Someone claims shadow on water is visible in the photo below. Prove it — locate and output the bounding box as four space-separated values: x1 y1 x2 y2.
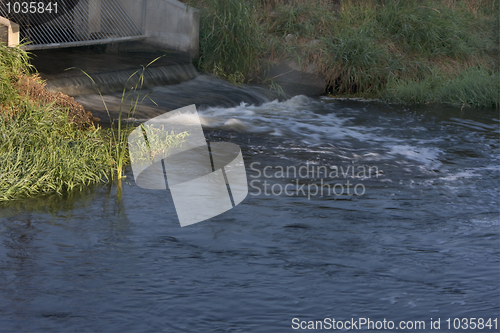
0 180 133 248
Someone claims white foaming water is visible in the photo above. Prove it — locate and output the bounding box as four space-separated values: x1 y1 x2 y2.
387 145 443 169
199 96 448 171
438 170 480 181
200 96 393 145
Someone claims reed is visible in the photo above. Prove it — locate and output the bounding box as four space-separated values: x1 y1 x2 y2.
78 56 167 180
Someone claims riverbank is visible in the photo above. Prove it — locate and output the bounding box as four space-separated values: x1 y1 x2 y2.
186 0 499 108
0 45 187 201
0 45 113 200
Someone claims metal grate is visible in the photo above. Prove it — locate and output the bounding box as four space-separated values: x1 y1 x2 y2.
0 0 144 49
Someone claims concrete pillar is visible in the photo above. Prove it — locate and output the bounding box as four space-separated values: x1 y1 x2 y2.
74 0 102 40
144 0 199 59
0 16 20 47
120 0 199 59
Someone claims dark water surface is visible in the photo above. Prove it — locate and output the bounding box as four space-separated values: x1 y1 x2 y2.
1 55 499 332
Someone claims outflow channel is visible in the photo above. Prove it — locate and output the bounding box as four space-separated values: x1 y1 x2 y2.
0 47 498 332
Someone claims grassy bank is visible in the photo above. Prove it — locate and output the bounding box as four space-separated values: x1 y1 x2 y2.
0 44 111 200
0 45 185 201
0 102 112 201
186 0 499 108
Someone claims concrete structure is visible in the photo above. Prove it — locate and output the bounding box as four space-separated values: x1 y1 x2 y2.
0 16 19 47
121 0 199 58
0 0 199 59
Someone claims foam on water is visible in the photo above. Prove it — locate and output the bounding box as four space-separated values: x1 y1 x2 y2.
200 96 391 144
199 96 450 172
387 145 443 169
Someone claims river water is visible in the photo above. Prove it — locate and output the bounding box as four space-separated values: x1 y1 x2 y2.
0 51 499 332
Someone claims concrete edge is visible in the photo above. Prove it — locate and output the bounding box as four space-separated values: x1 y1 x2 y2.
0 16 20 47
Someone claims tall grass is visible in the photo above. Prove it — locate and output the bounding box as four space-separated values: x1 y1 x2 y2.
376 1 493 58
263 0 336 39
0 98 112 201
317 0 498 99
82 71 140 181
0 44 31 106
79 56 173 181
196 0 263 84
186 0 499 107
320 27 395 94
385 67 500 108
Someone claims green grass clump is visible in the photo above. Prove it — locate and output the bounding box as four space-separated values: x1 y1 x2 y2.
0 44 112 200
196 0 263 84
385 67 500 108
321 27 395 94
129 125 188 165
0 95 189 201
0 45 31 105
0 100 112 201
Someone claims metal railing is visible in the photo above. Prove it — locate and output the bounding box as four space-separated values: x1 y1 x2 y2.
0 0 144 49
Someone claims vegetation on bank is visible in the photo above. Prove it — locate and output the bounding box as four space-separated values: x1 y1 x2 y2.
186 0 499 108
0 45 109 200
0 45 185 201
0 103 111 201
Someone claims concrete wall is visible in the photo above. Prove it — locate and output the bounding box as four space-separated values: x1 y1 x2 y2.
2 1 199 57
120 0 199 59
0 16 19 47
